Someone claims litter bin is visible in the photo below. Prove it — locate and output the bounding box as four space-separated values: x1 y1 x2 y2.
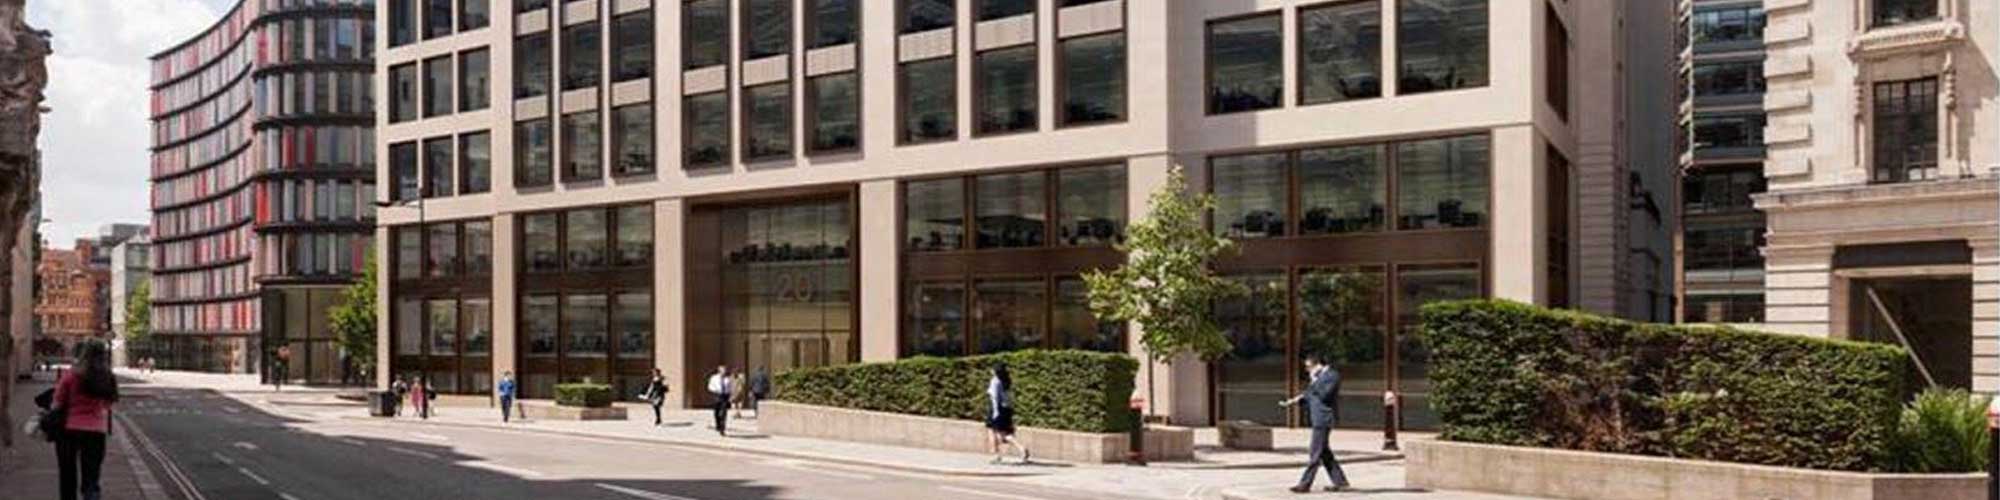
370 390 397 417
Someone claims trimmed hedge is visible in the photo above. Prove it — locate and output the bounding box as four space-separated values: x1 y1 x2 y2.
555 383 613 408
1423 300 1910 471
773 350 1139 433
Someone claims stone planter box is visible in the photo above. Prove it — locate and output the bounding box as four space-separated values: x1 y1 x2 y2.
1217 420 1273 450
520 402 627 421
761 401 1193 463
1407 439 1984 500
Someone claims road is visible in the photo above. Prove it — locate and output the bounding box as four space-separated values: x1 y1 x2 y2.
119 385 1111 500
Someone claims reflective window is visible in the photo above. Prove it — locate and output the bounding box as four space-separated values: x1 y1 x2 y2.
1691 6 1764 44
427 223 460 277
975 172 1046 249
565 294 609 357
685 0 728 69
809 0 858 48
390 63 417 122
459 131 491 194
744 83 793 160
1299 145 1385 234
1396 135 1489 230
1692 60 1764 97
613 12 653 82
1681 165 1764 215
395 226 422 279
517 0 549 12
904 0 954 33
616 205 653 267
1395 264 1481 427
1692 114 1765 150
980 0 1033 20
1053 278 1123 351
1684 293 1764 324
615 293 652 357
612 103 654 175
566 208 607 269
514 119 554 186
391 141 420 201
904 178 964 252
1685 226 1764 271
1057 165 1125 246
903 282 965 357
459 49 490 112
1211 153 1288 238
1216 274 1290 425
1872 0 1937 28
515 33 551 98
1299 1 1381 105
900 58 956 144
389 0 415 47
424 57 453 117
463 298 492 355
976 45 1037 135
684 92 730 167
426 0 453 40
428 299 458 355
808 73 860 152
1207 14 1283 114
562 110 603 181
1872 77 1938 183
745 0 791 59
523 295 558 356
523 213 561 272
975 280 1045 353
1059 32 1125 126
461 0 490 31
563 22 601 90
466 220 493 275
423 136 454 198
1398 0 1488 94
1300 267 1387 426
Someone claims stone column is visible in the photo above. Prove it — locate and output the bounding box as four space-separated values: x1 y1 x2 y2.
1489 125 1547 304
858 180 900 363
1125 153 1209 426
1761 244 1836 338
490 213 518 387
1970 237 2000 393
655 199 687 407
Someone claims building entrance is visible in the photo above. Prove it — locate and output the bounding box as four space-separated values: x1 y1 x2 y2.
687 192 856 402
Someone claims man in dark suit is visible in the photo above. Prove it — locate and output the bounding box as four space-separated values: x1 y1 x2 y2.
1284 356 1350 493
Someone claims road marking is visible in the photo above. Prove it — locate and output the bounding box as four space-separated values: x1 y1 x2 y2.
408 431 450 442
760 459 876 481
236 467 271 486
463 461 547 478
279 493 303 500
939 486 1051 500
231 441 259 451
595 483 701 500
223 406 242 414
333 437 367 447
386 446 440 460
210 452 235 465
119 412 209 500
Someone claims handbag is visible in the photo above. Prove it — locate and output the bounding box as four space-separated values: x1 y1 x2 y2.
38 406 66 442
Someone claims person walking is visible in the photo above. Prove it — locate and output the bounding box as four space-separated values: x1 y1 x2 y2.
729 371 748 419
411 376 430 420
643 369 669 426
985 363 1029 464
391 376 410 417
497 372 517 423
1283 356 1349 493
272 345 291 392
705 366 732 436
50 340 119 500
747 366 770 418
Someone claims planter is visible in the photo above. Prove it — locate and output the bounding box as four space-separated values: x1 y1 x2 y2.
761 401 1193 463
1217 420 1273 450
1406 439 1983 500
520 402 627 421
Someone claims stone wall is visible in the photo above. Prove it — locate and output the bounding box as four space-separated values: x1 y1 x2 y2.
760 401 1192 463
1406 439 1983 500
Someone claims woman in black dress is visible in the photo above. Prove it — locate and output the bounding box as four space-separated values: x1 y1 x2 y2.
985 363 1029 464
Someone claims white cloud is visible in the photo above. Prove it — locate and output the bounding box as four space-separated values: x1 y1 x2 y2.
27 0 228 248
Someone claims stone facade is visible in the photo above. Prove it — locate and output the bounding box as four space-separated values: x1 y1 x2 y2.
35 247 104 355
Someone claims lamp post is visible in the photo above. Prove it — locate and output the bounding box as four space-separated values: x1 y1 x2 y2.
371 196 422 396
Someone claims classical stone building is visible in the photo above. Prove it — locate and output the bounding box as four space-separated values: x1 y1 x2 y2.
1756 0 2000 390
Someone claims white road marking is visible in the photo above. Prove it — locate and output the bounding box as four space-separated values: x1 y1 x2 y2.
595 483 701 500
386 446 440 460
462 461 547 478
939 486 1051 500
760 459 876 481
232 441 259 451
279 493 303 500
408 432 450 442
333 437 366 447
210 452 235 465
236 467 271 486
223 407 242 414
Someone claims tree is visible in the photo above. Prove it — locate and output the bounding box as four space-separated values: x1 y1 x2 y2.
328 251 378 383
1083 165 1245 420
122 280 149 345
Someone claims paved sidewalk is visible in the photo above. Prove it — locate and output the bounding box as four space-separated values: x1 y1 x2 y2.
0 370 169 500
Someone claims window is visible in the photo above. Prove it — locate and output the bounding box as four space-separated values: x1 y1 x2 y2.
684 92 730 167
615 293 652 357
1299 145 1385 234
903 0 954 33
461 0 489 31
423 137 454 198
426 0 453 40
428 299 458 355
1691 60 1764 97
390 63 417 122
567 208 608 269
395 227 423 281
1057 165 1125 246
612 104 654 175
459 131 491 194
466 221 493 275
808 73 860 152
523 213 560 272
562 111 603 181
1872 78 1939 183
515 33 551 98
1545 146 1570 308
389 0 415 47
1684 293 1764 324
1872 0 1937 28
615 205 652 267
900 58 956 144
523 295 558 356
903 282 965 357
424 56 453 118
1398 0 1488 94
1053 278 1123 351
685 0 728 69
743 83 793 160
1685 226 1764 271
563 22 601 90
1681 165 1764 215
1397 135 1489 230
391 141 420 201
464 298 493 355
1544 4 1568 120
976 46 1037 135
459 49 490 112
979 0 1033 21
745 0 791 60
1207 14 1284 114
1691 6 1765 44
613 12 653 82
809 0 858 48
974 280 1045 353
427 223 460 277
1059 0 1114 5
1059 32 1125 126
1211 153 1288 238
1692 114 1765 150
905 178 964 252
974 172 1046 249
1299 1 1381 105
515 119 554 187
516 0 549 13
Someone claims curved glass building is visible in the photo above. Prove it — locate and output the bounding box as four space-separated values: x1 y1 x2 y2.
147 0 375 381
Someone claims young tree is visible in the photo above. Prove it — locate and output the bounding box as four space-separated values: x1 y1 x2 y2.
122 280 150 344
1083 165 1245 420
329 251 378 382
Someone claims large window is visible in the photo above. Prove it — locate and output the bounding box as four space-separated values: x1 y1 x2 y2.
390 63 417 123
903 282 966 357
975 172 1046 248
459 49 490 112
1299 1 1381 105
979 0 1033 21
1396 135 1490 230
1211 153 1288 238
1299 145 1385 234
685 0 728 69
907 164 1125 252
615 205 653 267
745 0 791 60
975 280 1045 353
1058 32 1125 126
615 293 654 358
391 141 420 201
976 45 1037 135
1692 114 1766 150
1692 60 1765 97
424 56 454 118
459 131 491 194
1544 5 1568 120
515 119 554 187
1872 78 1938 183
567 209 608 270
1685 226 1764 272
562 111 603 181
389 0 415 47
523 213 560 272
523 204 654 273
465 221 494 275
684 92 730 168
1682 165 1764 215
1207 14 1284 114
427 224 460 277
1398 0 1488 94
1872 0 1937 28
461 0 490 31
903 0 954 33
423 137 454 198
1210 134 1488 237
515 33 551 99
612 104 654 175
900 58 956 144
809 0 858 48
808 73 860 153
1057 165 1126 246
744 82 793 160
904 178 965 252
563 22 601 90
612 12 653 82
426 0 453 40
390 217 495 394
1692 6 1764 44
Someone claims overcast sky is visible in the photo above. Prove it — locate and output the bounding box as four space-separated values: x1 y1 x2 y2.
27 0 238 249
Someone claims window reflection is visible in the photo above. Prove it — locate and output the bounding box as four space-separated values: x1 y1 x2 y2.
616 205 653 267
428 299 459 355
1207 14 1283 114
423 137 454 198
613 12 653 82
1057 165 1125 246
1395 264 1480 430
1398 0 1488 94
903 0 954 33
459 49 490 112
975 280 1045 354
562 22 600 90
1396 135 1488 230
515 33 550 98
427 223 459 277
745 0 791 59
744 83 793 160
1299 145 1385 234
809 73 860 152
515 119 553 186
566 294 609 357
685 0 728 69
905 179 965 252
1300 2 1381 104
903 282 965 357
391 141 420 201
390 63 417 122
463 298 492 355
901 58 957 143
566 208 607 269
562 110 602 180
975 172 1046 249
616 293 652 357
524 295 559 357
976 46 1037 135
613 104 654 175
1215 274 1290 426
1211 153 1288 238
395 226 422 279
685 92 730 167
523 213 561 272
396 298 423 355
809 0 857 48
459 131 491 194
465 221 493 275
423 56 453 118
1300 268 1386 427
1054 278 1123 352
1060 32 1125 126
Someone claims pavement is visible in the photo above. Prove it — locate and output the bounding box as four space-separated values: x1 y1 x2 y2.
0 369 171 500
5 369 1544 500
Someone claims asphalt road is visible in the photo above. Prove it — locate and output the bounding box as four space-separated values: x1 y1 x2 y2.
118 386 1110 500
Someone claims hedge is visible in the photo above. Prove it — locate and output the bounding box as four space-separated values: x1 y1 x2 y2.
1422 299 1910 471
773 350 1139 433
555 383 613 408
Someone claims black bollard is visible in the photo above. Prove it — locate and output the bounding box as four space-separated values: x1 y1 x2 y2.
1989 408 1998 500
1383 391 1400 452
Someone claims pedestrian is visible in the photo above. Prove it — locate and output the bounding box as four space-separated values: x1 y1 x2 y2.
748 366 770 418
706 365 732 436
985 362 1029 464
391 376 410 417
1282 356 1349 493
497 371 517 423
729 371 748 419
643 369 669 426
411 375 429 420
273 345 291 392
421 377 438 419
49 339 119 500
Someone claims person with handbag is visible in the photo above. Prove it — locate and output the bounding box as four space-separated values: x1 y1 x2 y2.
46 340 119 500
643 369 669 426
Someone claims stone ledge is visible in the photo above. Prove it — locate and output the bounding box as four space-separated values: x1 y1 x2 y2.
760 401 1192 463
520 402 627 421
1406 439 1982 500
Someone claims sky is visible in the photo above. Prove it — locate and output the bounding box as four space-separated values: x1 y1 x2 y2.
27 0 239 249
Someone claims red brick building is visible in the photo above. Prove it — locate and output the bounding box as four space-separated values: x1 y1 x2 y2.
35 245 104 356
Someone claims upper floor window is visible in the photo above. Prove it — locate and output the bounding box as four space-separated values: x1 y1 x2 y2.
745 0 792 60
1691 6 1764 44
391 141 420 201
1211 134 1489 238
900 57 957 144
904 164 1127 252
515 33 551 98
743 82 793 160
1692 60 1764 97
460 49 491 112
461 0 490 31
516 0 549 13
1872 0 1938 28
1544 4 1568 120
612 12 653 82
808 72 861 153
563 22 601 90
809 0 858 48
613 103 654 175
979 0 1033 21
460 131 492 194
1059 32 1125 126
685 0 729 69
1298 1 1381 105
1207 13 1283 114
424 136 455 198
390 63 418 123
1872 77 1938 183
975 45 1037 135
424 56 454 118
389 0 415 47
1398 0 1488 94
1692 113 1765 150
1681 165 1764 216
684 92 730 168
903 0 954 34
426 0 454 40
563 110 603 181
515 118 554 187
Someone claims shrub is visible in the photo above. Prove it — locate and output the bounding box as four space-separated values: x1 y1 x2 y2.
1423 299 1910 471
1889 388 1992 473
773 349 1139 433
555 383 613 408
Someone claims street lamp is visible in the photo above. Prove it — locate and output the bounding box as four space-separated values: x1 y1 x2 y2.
371 196 422 397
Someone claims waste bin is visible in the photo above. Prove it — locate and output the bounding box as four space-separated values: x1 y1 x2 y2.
370 390 397 417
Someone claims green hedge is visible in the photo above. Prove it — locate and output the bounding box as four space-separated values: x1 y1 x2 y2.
773 350 1139 433
1423 299 1910 471
555 383 613 408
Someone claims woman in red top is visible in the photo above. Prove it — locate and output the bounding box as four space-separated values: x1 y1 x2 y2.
53 339 119 500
